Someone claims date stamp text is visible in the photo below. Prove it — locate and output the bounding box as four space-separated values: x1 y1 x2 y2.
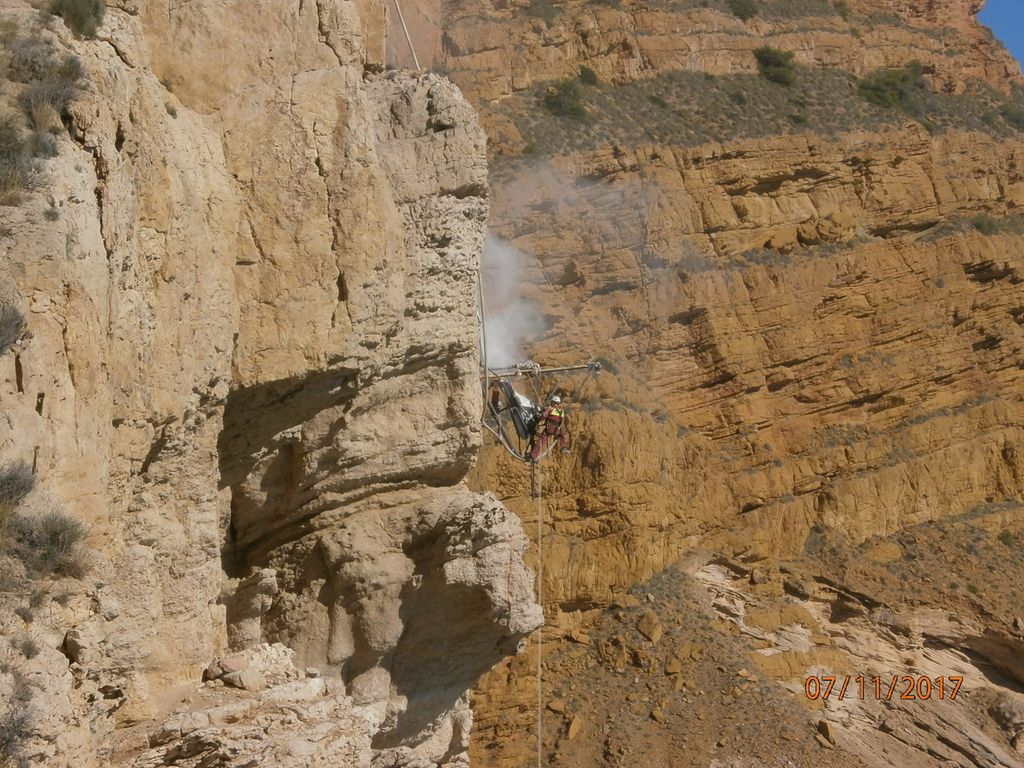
803 675 963 702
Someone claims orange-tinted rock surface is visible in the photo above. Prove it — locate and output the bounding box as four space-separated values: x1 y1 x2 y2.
431 0 1024 765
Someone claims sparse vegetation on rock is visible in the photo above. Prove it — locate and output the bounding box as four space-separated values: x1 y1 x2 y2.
971 212 999 235
0 117 35 205
0 306 25 354
8 510 88 577
1 459 88 583
0 462 34 518
727 0 757 21
525 0 559 26
579 65 599 86
0 708 31 768
18 56 82 128
543 77 589 120
1 33 84 202
858 61 926 111
13 636 39 659
49 0 105 38
1002 102 1024 130
754 46 797 86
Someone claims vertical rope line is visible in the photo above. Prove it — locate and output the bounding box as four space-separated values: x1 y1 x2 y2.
478 248 489 414
391 0 421 71
535 464 543 768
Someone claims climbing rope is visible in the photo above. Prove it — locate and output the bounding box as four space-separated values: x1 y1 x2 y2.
390 0 421 71
534 463 544 768
478 248 490 413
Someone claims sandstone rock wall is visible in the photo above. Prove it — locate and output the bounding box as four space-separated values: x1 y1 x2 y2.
471 124 1024 609
419 0 1021 103
0 1 537 765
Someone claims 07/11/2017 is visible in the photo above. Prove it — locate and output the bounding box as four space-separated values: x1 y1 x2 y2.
804 675 964 701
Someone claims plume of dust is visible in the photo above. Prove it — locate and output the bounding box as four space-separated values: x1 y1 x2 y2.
481 234 546 368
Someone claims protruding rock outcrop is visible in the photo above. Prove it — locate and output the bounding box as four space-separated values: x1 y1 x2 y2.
0 1 536 765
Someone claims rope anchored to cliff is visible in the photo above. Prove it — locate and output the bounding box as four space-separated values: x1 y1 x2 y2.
391 0 421 71
535 464 544 768
476 243 609 763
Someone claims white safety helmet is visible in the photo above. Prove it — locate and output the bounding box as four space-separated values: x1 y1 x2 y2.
550 395 562 404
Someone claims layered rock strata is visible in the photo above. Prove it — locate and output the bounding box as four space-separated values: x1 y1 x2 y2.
436 0 1024 765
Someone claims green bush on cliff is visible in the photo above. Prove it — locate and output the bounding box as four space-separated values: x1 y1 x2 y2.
49 0 105 38
543 78 589 120
971 212 999 235
727 0 757 21
579 66 600 86
857 61 926 111
754 46 796 86
1002 102 1024 130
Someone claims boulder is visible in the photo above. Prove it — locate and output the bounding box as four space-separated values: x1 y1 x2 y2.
222 668 268 692
636 611 663 643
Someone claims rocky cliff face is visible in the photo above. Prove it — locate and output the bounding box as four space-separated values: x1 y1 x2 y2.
4 0 1024 765
0 1 539 766
381 0 1024 765
392 0 1018 99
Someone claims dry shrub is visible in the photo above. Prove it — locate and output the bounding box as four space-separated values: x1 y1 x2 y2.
49 0 104 38
8 509 88 577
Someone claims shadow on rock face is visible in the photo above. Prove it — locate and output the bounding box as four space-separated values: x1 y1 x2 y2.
370 580 498 750
373 564 525 748
217 366 360 492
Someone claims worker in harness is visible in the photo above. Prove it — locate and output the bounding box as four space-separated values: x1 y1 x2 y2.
528 395 570 462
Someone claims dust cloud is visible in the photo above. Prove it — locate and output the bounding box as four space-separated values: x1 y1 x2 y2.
480 234 546 367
